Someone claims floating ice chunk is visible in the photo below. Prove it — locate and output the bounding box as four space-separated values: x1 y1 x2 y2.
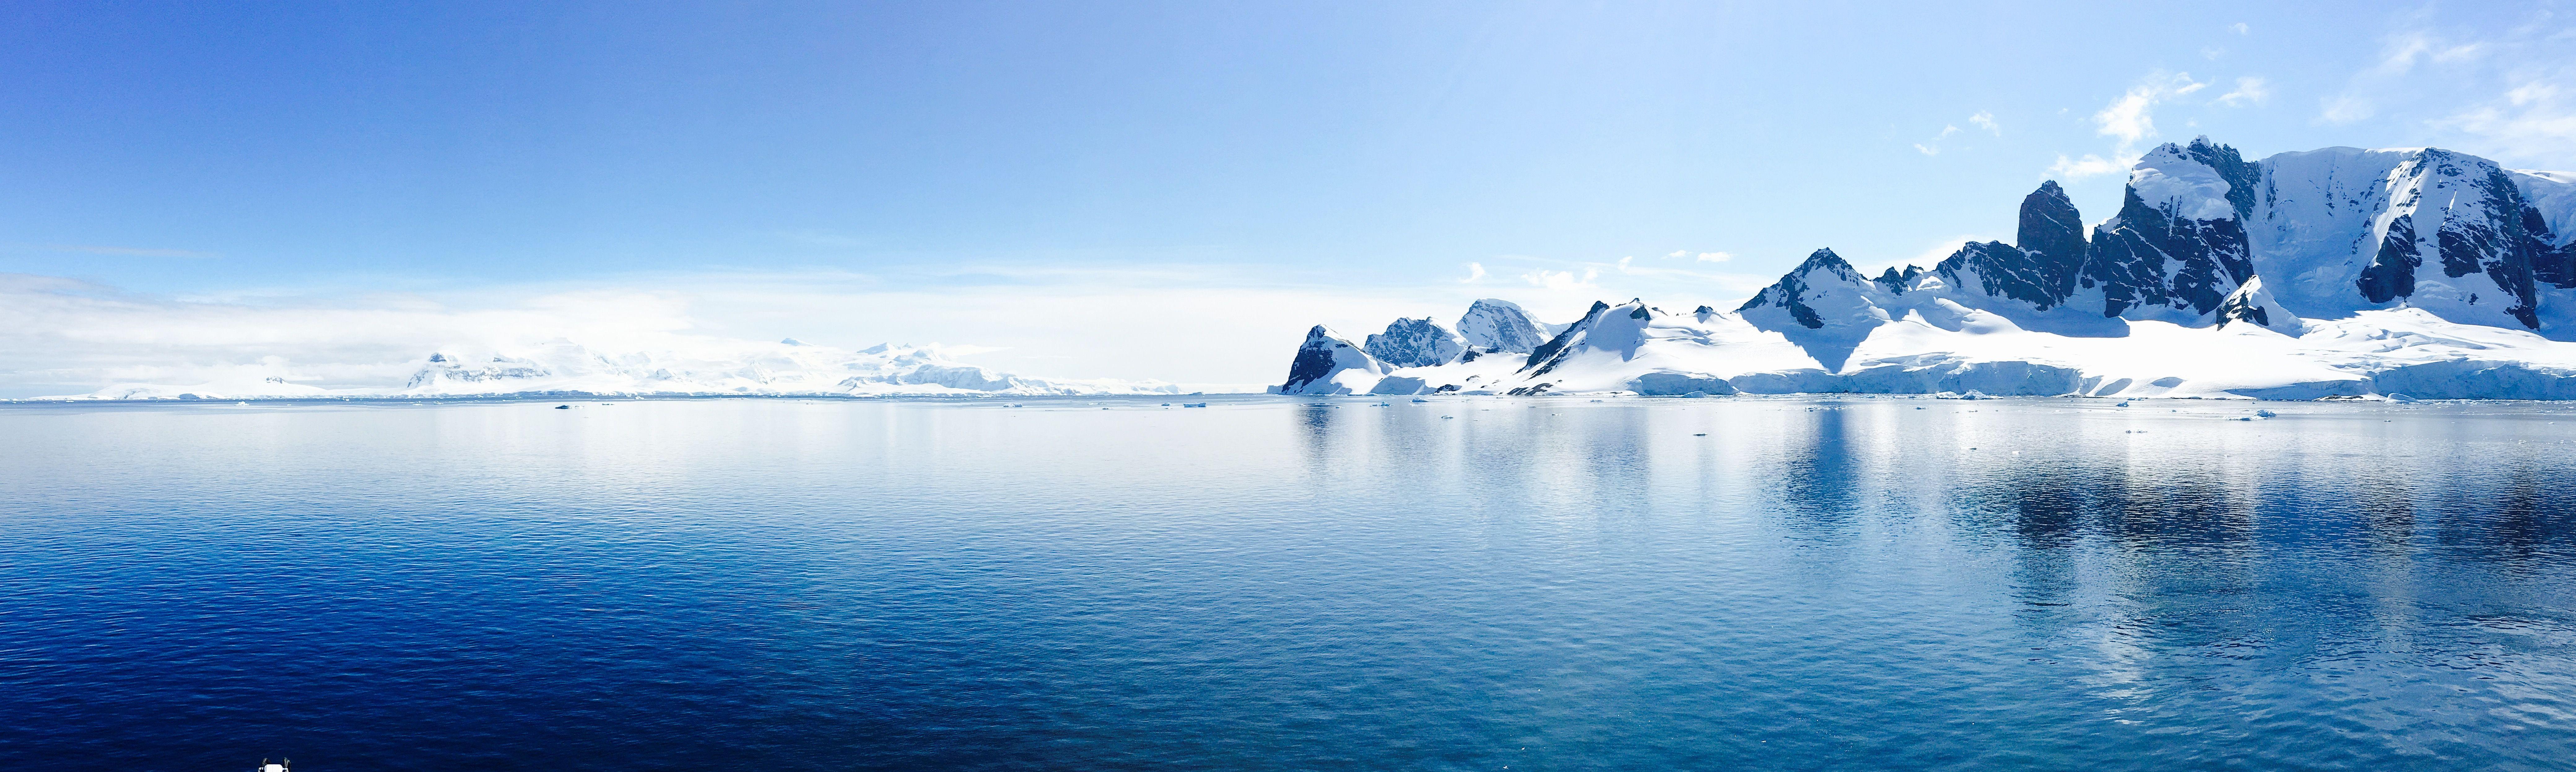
2255 409 2277 417
2387 393 2421 403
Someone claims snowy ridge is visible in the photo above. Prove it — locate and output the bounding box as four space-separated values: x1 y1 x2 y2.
1273 138 2576 401
56 339 1203 401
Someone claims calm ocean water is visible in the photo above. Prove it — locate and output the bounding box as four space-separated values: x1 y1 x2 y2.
5 396 2575 770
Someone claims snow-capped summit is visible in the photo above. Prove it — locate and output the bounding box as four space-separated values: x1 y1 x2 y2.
2078 138 2260 323
1273 325 1387 395
1737 249 1901 370
1456 298 1556 353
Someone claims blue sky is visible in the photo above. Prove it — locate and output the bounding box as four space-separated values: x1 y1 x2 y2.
4 1 2574 392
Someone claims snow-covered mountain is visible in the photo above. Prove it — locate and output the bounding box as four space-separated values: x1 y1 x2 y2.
60 339 1200 400
1273 139 2576 400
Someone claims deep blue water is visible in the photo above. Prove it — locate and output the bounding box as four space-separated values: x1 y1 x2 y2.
6 396 2576 770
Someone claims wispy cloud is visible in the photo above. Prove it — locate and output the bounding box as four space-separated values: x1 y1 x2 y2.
2322 32 2486 124
1463 261 1488 283
2215 76 2271 107
1914 113 1995 156
2230 22 2249 35
2440 74 2576 164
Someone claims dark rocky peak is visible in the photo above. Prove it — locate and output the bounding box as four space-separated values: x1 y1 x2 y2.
2016 180 2087 275
1872 265 1924 294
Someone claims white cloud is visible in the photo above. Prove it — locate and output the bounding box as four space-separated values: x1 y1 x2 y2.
1463 261 1487 282
1696 252 1731 263
2440 75 2576 164
2095 72 2206 151
2047 153 2130 180
2215 76 2271 107
1968 111 2000 135
1521 268 1598 292
2230 22 2250 35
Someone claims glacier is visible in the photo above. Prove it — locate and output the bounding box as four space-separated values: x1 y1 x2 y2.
53 339 1199 401
1274 139 2576 401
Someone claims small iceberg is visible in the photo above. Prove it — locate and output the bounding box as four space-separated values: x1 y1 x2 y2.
2255 409 2277 418
2387 393 2421 403
1411 398 1430 403
1182 402 1208 408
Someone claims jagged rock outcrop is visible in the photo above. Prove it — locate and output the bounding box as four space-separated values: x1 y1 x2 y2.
1362 317 1467 367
